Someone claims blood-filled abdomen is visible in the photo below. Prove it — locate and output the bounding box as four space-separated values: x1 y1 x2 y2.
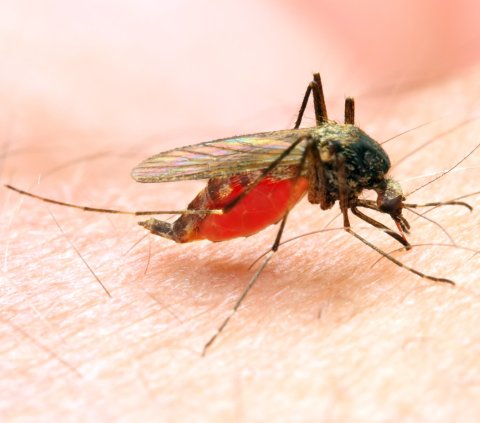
172 173 308 243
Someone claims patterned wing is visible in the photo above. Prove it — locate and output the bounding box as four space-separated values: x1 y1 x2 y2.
131 127 313 182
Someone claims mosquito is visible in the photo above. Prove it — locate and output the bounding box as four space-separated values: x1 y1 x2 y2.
5 72 473 355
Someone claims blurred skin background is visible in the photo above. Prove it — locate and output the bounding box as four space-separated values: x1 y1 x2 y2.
1 1 480 422
1 0 479 158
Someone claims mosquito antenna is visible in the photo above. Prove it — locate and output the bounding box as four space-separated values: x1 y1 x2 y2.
321 211 343 231
404 200 473 212
398 166 480 183
406 141 480 196
393 116 479 167
405 207 457 245
248 227 346 270
380 118 441 145
369 243 480 269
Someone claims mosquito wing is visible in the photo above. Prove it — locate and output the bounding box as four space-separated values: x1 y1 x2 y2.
131 127 313 182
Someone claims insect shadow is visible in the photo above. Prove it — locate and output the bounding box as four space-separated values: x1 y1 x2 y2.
5 72 475 355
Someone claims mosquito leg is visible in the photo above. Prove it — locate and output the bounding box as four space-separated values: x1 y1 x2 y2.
344 97 355 124
266 136 312 252
312 73 328 124
355 199 377 210
143 132 315 243
225 75 333 213
351 207 411 248
311 148 454 285
335 153 350 228
333 158 454 284
201 206 294 356
294 73 328 128
202 135 312 355
294 84 312 129
345 228 455 285
201 210 292 355
201 251 275 356
5 184 223 217
223 135 312 213
310 81 326 126
305 140 334 210
355 200 409 231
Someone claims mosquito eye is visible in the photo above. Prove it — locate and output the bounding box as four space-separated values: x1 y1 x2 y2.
376 177 404 215
378 194 403 214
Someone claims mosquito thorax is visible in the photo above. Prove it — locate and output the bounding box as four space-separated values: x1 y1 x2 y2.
313 122 392 197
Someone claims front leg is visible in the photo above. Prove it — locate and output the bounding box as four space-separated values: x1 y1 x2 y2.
350 207 411 248
335 153 351 228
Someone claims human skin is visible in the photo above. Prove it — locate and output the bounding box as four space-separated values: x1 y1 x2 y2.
1 2 480 422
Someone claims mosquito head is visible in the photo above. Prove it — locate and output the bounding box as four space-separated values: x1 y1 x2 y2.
376 178 404 214
376 177 410 235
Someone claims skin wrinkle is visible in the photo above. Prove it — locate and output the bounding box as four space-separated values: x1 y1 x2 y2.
2 5 480 422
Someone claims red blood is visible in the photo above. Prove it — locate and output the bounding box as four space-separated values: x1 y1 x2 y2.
198 176 309 241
